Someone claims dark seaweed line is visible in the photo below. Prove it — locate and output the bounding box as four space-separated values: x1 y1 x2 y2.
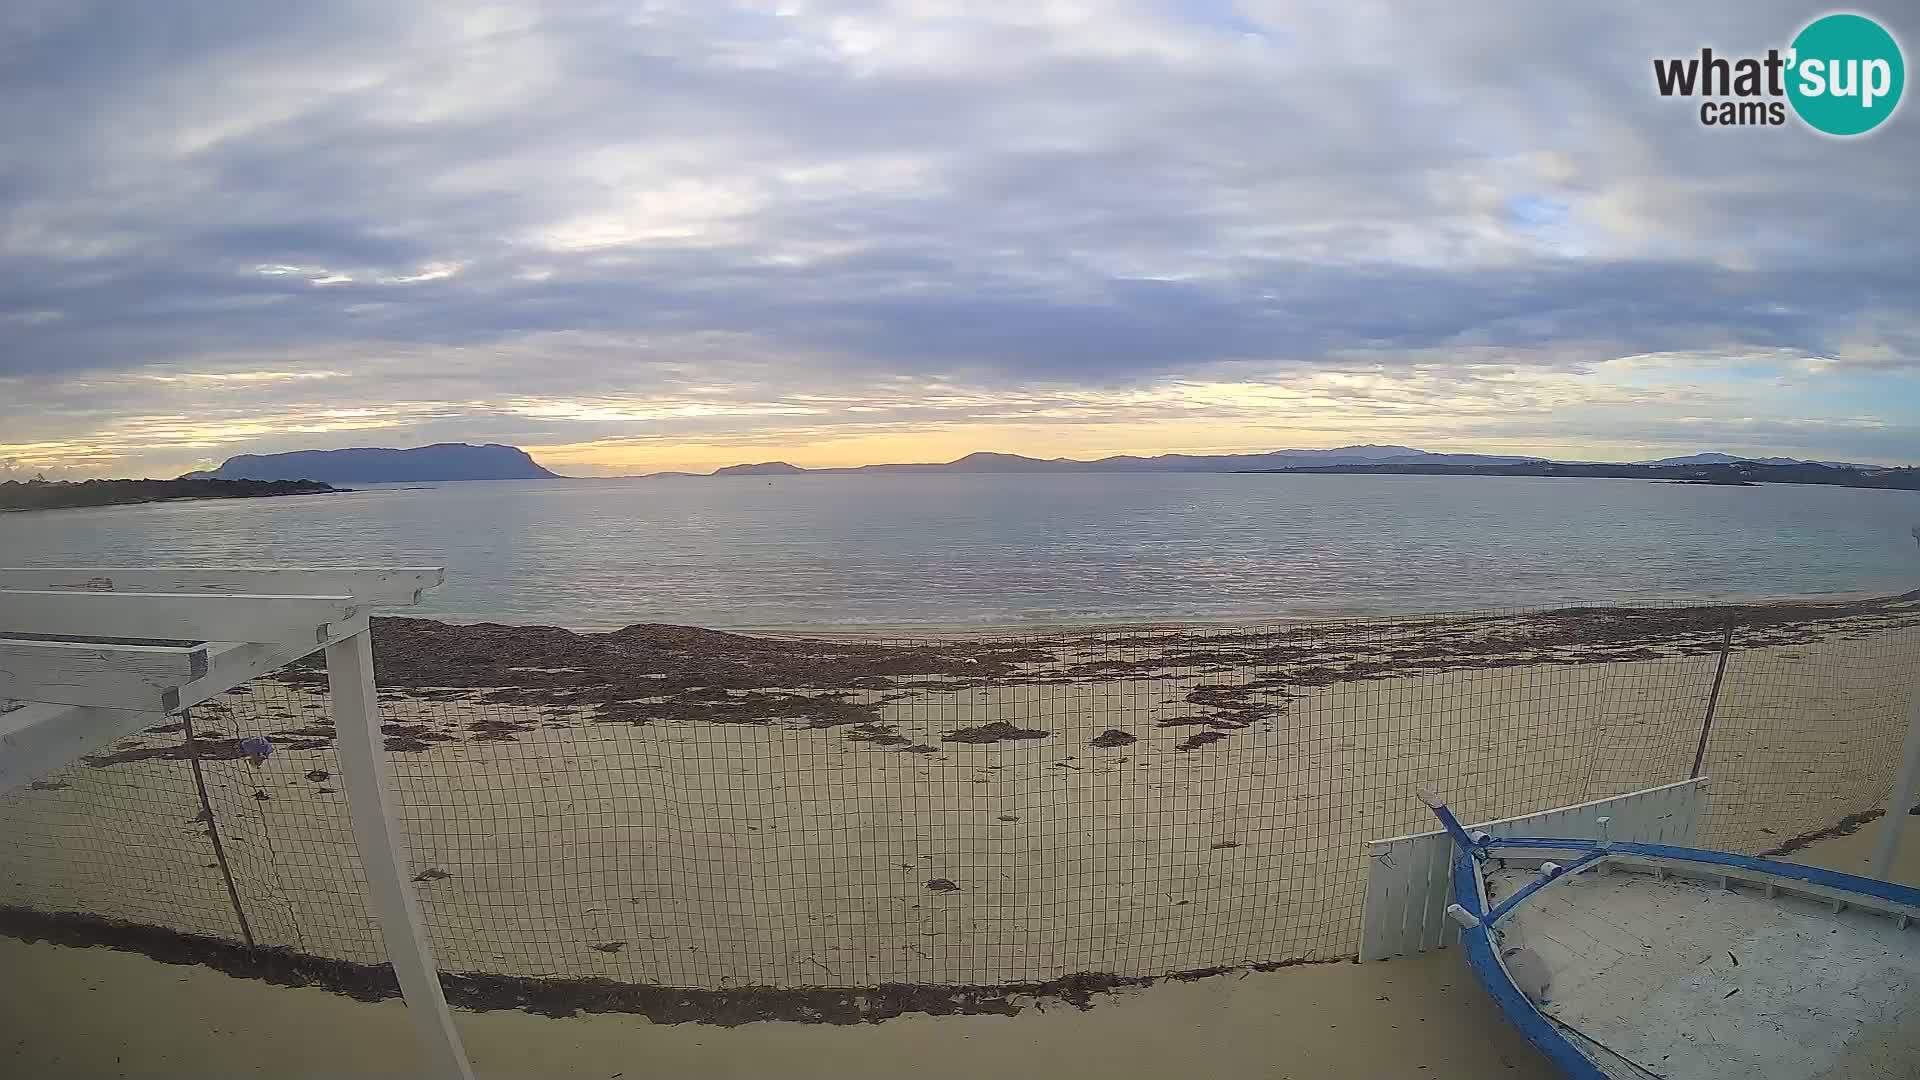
0 906 1335 1026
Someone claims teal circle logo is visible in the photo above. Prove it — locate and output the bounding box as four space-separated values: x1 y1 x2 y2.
1787 13 1904 135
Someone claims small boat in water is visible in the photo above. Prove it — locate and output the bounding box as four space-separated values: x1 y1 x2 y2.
1428 799 1920 1079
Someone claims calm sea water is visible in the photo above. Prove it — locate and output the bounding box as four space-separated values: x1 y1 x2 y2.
3 474 1917 629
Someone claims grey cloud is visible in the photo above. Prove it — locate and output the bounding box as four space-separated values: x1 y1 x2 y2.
2 0 1917 468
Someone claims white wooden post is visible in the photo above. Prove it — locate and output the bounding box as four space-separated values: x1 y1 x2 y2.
327 629 475 1080
1871 684 1920 880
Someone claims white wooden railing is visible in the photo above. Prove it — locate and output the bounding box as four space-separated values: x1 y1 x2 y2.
0 567 472 1080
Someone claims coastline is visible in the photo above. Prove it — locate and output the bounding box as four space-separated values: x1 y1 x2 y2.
407 585 1919 638
0 477 341 513
728 585 1919 640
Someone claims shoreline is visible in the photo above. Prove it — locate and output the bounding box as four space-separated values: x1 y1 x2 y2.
413 585 1920 638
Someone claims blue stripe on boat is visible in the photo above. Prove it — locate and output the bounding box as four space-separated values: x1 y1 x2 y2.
1480 838 1920 911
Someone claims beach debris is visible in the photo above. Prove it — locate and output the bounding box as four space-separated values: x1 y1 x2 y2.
86 735 331 768
900 744 939 754
1175 731 1229 751
239 736 273 767
846 723 910 746
1089 729 1136 748
1505 947 1552 1004
27 779 69 791
997 814 1020 822
589 941 627 953
469 718 532 741
250 789 271 801
305 769 330 783
926 879 961 892
1211 840 1240 850
942 721 1049 744
412 868 452 883
380 723 454 754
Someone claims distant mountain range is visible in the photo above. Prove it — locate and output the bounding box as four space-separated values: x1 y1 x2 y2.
692 445 1546 477
183 443 558 483
174 442 1900 485
1246 459 1920 491
1634 452 1885 470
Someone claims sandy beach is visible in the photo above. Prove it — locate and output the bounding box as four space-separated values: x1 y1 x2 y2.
2 594 1917 1020
3 812 1915 1079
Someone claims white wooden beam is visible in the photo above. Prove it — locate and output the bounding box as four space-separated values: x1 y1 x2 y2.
0 567 443 607
0 617 368 792
327 628 474 1080
175 615 370 713
0 590 361 644
0 617 365 715
0 700 163 793
0 638 209 713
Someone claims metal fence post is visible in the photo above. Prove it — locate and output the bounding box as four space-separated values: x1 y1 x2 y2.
327 628 474 1080
1689 621 1736 780
182 706 255 948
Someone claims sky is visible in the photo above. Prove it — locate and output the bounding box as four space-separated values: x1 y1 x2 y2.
2 1 1916 479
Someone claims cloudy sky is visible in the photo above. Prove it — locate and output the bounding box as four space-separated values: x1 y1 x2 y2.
2 1 1916 478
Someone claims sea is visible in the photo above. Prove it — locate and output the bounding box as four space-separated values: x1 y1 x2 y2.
4 473 1917 629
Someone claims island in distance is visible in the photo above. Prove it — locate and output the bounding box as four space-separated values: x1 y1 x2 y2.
182 442 558 484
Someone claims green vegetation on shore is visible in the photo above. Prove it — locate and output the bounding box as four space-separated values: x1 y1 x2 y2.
0 477 339 512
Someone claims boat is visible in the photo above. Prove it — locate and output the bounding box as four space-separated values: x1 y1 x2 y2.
1427 797 1920 1079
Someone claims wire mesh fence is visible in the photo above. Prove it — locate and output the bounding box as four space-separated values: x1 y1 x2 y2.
2 595 1917 1006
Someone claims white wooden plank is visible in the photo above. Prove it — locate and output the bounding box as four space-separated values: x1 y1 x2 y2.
0 614 362 722
1360 840 1406 962
1359 779 1709 961
0 590 359 644
169 616 369 713
1417 826 1452 952
0 700 163 794
0 638 209 712
1370 778 1711 848
0 567 443 607
326 628 474 1080
1362 839 1414 962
